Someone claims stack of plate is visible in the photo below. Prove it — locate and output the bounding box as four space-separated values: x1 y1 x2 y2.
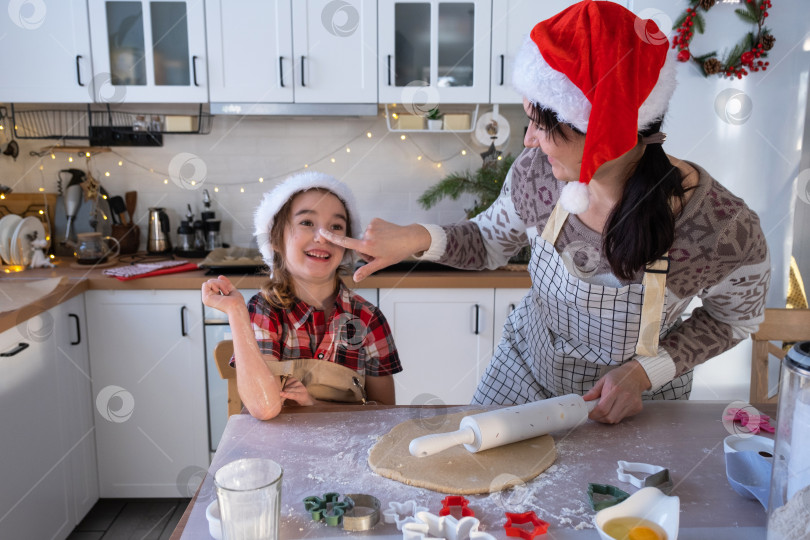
0 215 48 267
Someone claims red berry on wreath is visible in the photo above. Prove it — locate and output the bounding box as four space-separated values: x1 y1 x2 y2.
741 52 755 65
677 50 691 62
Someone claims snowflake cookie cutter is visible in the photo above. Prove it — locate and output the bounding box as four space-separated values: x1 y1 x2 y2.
384 500 429 530
302 492 352 526
503 511 550 539
402 511 496 540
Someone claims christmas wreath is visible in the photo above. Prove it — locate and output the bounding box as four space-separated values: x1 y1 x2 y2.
672 0 774 79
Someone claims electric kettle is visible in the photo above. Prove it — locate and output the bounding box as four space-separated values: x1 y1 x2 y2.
147 207 172 253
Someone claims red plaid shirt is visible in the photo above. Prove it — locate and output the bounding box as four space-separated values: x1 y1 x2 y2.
244 283 402 377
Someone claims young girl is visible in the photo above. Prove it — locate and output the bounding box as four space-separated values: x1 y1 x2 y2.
201 172 401 420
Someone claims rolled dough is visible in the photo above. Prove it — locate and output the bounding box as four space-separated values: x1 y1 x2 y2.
368 410 556 495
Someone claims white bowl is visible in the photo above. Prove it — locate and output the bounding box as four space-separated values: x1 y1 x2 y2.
723 434 774 457
594 487 680 540
205 499 222 540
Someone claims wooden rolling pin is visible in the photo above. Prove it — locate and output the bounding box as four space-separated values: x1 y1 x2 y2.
409 394 597 457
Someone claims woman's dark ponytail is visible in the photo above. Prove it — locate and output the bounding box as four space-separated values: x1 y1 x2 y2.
603 120 685 280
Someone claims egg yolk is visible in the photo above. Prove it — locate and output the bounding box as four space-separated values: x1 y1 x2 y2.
628 527 662 540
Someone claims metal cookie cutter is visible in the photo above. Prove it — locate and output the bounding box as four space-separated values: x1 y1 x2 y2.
439 495 475 518
342 493 381 531
616 460 669 490
587 483 630 511
302 492 352 526
402 511 496 540
503 511 550 539
384 500 429 530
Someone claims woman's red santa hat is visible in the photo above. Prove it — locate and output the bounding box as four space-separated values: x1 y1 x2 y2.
512 0 677 214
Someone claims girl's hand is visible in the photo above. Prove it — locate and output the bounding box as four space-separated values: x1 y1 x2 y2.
318 219 432 282
583 360 651 424
201 275 246 316
279 377 316 406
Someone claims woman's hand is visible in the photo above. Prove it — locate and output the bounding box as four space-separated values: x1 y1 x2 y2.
279 377 316 406
318 219 432 282
583 360 652 424
201 275 246 316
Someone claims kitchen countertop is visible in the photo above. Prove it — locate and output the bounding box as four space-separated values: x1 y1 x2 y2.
0 256 530 334
172 401 773 540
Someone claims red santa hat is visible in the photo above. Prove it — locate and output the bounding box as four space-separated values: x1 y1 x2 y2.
512 0 677 214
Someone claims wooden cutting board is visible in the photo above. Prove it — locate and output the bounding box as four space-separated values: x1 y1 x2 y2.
0 193 58 249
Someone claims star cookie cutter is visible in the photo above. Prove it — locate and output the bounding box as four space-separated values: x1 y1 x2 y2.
503 511 550 539
439 495 475 518
384 500 429 530
402 511 496 540
302 492 352 526
587 483 630 511
616 460 666 489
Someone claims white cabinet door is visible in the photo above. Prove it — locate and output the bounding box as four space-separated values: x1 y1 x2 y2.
379 0 492 104
490 0 575 104
53 295 99 526
292 0 377 103
86 290 208 497
206 0 294 104
379 288 494 406
0 313 72 540
88 0 207 103
0 1 94 102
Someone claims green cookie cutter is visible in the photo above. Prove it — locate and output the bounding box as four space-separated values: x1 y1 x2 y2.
303 492 353 526
587 483 630 511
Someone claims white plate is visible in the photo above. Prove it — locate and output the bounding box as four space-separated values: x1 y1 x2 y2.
9 217 46 267
0 214 23 264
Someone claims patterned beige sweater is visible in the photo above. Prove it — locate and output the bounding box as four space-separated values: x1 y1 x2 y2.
418 147 771 390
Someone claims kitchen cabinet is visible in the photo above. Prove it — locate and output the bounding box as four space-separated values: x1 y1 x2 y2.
0 308 72 540
379 0 492 105
493 287 530 343
86 290 208 497
0 1 94 102
490 0 631 103
87 0 207 103
53 295 99 526
206 0 377 109
380 288 495 405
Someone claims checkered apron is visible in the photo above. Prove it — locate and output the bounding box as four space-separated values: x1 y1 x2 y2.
473 203 693 405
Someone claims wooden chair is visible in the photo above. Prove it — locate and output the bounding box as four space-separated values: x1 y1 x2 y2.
214 340 243 416
749 308 810 404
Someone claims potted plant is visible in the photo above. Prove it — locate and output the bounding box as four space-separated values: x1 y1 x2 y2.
418 153 530 264
426 107 443 131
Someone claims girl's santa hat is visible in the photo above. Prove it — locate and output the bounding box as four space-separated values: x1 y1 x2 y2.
254 171 361 271
512 0 677 214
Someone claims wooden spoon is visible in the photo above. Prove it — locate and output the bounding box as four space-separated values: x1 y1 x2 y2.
124 191 137 225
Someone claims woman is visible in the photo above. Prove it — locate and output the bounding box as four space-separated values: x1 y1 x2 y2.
321 0 770 423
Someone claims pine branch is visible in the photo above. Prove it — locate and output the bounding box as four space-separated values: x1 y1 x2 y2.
694 12 706 34
735 8 760 24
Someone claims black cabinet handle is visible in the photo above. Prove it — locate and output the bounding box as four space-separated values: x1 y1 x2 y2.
180 306 188 336
499 54 505 86
192 55 199 86
76 55 84 86
279 56 285 87
473 304 480 335
509 303 516 312
69 313 81 345
300 56 306 87
387 55 392 86
1 342 29 357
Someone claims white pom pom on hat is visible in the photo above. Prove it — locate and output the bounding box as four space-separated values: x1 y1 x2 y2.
512 0 677 214
253 171 361 272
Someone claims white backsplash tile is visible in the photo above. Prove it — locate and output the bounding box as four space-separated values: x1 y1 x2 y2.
1 106 526 250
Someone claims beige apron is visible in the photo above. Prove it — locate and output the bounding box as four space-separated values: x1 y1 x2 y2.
266 359 367 404
473 201 693 404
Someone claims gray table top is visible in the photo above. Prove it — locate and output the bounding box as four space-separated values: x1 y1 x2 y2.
179 401 772 539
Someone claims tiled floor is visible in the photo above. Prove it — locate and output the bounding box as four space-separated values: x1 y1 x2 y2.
67 498 190 540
